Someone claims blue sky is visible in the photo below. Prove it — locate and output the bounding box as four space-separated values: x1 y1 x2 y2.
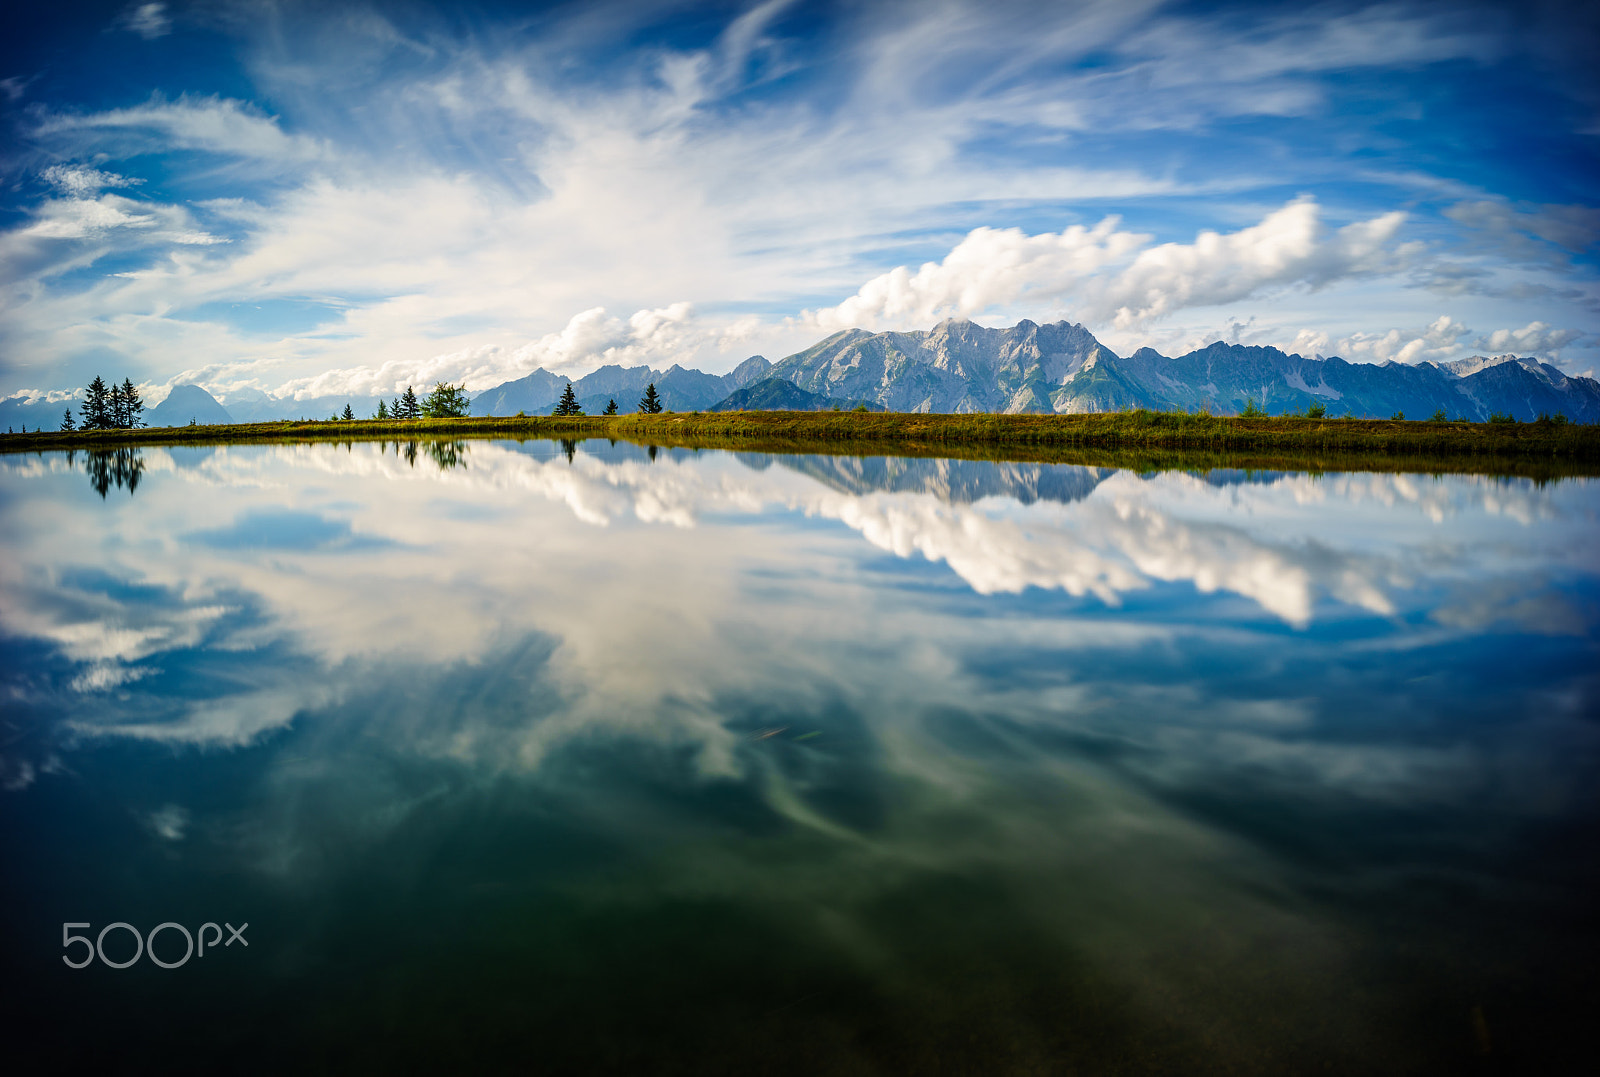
2 0 1597 407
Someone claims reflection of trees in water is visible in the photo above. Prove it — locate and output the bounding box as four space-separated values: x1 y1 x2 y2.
381 439 470 471
425 441 468 471
81 447 145 498
560 438 577 464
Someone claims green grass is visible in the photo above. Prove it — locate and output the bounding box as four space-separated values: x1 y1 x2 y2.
5 410 1599 478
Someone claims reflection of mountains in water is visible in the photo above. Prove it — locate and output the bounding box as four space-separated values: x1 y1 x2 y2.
747 454 1119 506
507 438 1308 504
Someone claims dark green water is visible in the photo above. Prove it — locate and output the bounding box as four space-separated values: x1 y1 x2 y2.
2 439 1596 1074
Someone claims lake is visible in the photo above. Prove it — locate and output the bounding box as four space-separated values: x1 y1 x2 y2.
2 438 1596 1074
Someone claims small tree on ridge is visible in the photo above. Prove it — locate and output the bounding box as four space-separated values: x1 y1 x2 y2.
422 381 471 418
552 382 583 416
81 376 112 430
120 379 145 428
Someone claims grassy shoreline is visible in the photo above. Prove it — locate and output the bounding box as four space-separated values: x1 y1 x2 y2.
4 410 1598 476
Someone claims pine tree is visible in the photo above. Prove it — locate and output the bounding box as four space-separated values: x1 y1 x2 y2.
400 386 420 419
62 409 75 431
552 382 582 416
638 383 663 414
604 398 618 415
343 403 355 421
81 376 112 430
120 379 145 428
376 399 389 420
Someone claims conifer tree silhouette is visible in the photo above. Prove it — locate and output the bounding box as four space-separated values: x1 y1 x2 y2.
552 382 583 415
120 379 145 428
81 376 112 430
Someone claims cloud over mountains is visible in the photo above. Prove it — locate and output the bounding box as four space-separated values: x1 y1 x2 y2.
1 0 1595 401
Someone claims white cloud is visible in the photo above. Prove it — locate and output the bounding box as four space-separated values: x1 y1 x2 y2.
41 165 144 196
1299 316 1586 366
1473 321 1585 358
35 95 326 162
70 662 154 693
1333 314 1473 365
2 387 82 406
0 189 227 288
145 804 188 842
2 1 1592 399
803 198 1414 333
117 3 172 41
801 218 1148 331
20 195 157 240
267 301 771 399
1099 200 1412 328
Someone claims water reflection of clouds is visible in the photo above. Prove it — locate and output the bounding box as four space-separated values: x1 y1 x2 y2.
0 443 1594 775
3 444 1595 1069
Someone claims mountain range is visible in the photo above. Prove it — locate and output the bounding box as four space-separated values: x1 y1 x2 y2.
462 318 1600 422
4 319 1596 430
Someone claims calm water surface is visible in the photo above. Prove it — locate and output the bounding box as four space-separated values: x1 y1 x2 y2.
2 439 1597 1074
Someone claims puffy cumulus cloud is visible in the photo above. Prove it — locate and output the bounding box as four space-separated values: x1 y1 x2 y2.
1333 314 1473 364
802 199 1414 333
2 387 82 407
1142 311 1593 370
1098 200 1412 329
270 302 766 400
512 303 698 375
1285 328 1331 358
801 219 1148 331
1444 200 1600 263
1473 321 1585 358
1297 317 1587 367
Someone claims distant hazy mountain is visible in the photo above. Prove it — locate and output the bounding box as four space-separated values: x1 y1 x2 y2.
1046 341 1600 421
471 356 774 416
709 377 883 412
0 395 68 432
147 384 234 427
467 369 573 417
